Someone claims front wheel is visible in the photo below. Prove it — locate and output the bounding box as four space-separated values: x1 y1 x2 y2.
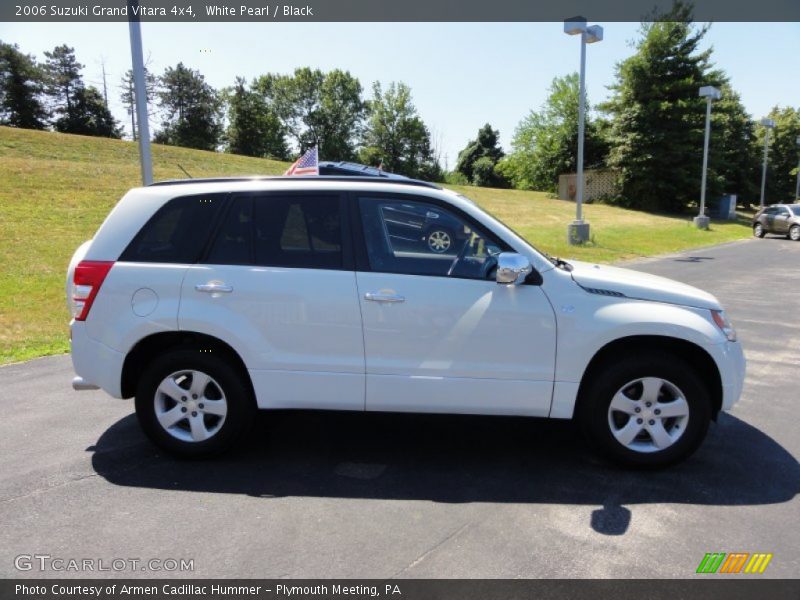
789 225 800 241
753 223 765 238
135 349 255 458
578 353 711 468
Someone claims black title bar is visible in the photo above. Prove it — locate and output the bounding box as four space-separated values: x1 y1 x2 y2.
3 0 800 22
4 580 800 600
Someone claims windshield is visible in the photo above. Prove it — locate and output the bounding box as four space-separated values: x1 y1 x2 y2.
791 205 800 216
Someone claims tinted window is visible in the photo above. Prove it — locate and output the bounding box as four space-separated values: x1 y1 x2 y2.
206 196 253 265
120 194 224 263
791 206 800 217
358 196 504 280
254 195 343 269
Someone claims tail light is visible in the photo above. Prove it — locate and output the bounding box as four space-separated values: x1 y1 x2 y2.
71 261 114 321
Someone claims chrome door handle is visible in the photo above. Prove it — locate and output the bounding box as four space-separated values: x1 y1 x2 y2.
195 283 233 293
364 292 405 303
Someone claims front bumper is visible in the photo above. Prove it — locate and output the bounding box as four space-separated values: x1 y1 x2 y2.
710 340 746 411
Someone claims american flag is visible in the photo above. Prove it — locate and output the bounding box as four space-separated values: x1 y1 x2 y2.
284 147 319 176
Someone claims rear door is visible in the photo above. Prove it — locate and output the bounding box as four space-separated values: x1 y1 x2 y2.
179 191 365 411
352 192 557 417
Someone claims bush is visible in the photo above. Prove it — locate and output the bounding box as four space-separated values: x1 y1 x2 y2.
444 171 470 186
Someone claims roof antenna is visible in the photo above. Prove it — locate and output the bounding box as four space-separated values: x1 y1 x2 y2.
177 164 193 178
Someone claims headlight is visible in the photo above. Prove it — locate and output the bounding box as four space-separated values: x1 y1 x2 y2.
711 310 737 342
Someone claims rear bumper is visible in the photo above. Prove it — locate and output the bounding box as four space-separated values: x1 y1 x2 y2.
70 320 125 398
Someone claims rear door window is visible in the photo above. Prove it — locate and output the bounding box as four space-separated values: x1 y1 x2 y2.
254 194 344 269
202 193 346 270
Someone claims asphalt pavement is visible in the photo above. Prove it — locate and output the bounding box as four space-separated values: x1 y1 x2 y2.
1 236 798 579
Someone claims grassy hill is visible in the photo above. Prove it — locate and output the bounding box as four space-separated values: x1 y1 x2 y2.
0 126 752 363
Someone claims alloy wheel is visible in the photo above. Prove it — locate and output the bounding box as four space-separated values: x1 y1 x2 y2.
607 377 690 453
427 230 452 253
153 370 228 442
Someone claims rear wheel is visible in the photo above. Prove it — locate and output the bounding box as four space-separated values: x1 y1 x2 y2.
789 225 800 241
135 349 255 458
578 353 711 468
753 223 765 238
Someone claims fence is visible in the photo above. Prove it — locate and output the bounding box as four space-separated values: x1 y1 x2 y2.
558 169 616 203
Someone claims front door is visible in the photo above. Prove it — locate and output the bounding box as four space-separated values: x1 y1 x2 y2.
353 193 557 416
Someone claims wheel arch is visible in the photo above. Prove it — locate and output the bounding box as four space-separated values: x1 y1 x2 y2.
121 331 254 400
575 335 723 420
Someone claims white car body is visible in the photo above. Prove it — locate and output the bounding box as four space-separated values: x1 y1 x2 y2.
67 178 745 462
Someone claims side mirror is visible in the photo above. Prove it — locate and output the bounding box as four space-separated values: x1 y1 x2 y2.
496 252 533 285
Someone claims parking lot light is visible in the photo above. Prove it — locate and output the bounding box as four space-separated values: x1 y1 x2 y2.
695 86 722 230
759 118 775 208
564 17 603 245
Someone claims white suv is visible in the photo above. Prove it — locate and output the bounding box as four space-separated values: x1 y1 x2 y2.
67 177 745 466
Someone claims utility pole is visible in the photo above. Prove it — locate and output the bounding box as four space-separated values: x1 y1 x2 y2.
128 78 137 141
759 118 775 209
128 0 153 185
100 57 109 107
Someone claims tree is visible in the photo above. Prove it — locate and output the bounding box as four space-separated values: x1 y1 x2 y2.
155 62 222 150
602 4 715 212
455 123 507 187
254 68 364 160
359 81 442 180
53 85 121 138
224 76 288 159
498 73 607 192
119 67 156 140
0 41 48 129
43 45 83 117
757 106 800 203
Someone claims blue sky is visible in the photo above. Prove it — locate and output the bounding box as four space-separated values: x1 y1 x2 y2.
1 21 798 167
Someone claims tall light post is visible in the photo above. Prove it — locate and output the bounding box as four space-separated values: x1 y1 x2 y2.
128 0 153 185
795 136 800 202
694 86 721 230
564 17 603 245
759 118 775 209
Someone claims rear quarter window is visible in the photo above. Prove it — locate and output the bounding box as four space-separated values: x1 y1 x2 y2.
119 194 225 263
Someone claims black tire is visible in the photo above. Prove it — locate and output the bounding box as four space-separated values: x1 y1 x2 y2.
789 225 800 242
135 349 255 458
753 223 766 238
577 353 711 468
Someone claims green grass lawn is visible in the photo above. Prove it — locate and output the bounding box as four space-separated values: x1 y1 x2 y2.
0 126 753 364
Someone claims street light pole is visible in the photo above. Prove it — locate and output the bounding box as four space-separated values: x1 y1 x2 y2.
576 33 586 223
759 118 775 209
695 86 721 230
128 0 153 186
564 17 603 245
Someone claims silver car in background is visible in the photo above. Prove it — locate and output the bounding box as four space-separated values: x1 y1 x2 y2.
752 204 800 241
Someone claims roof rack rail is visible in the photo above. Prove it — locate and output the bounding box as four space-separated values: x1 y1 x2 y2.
149 175 441 190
